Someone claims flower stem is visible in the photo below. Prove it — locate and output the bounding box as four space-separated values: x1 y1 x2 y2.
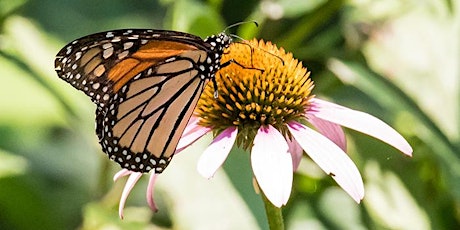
261 192 285 230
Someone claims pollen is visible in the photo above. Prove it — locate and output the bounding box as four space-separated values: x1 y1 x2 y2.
195 39 314 149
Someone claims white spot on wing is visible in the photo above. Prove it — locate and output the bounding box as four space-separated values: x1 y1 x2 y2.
123 42 134 50
118 50 129 59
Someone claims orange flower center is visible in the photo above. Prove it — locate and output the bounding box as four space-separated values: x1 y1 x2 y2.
195 39 314 148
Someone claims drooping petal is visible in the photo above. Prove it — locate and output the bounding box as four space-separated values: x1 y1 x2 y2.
309 98 413 156
175 116 212 154
251 125 292 207
146 173 159 212
118 172 143 219
287 121 364 203
113 169 132 181
307 114 347 151
197 127 238 178
286 137 303 171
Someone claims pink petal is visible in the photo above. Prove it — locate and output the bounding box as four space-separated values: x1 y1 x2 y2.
309 98 413 156
251 125 292 207
286 137 303 171
118 172 143 219
197 127 238 178
182 115 200 136
307 114 347 151
175 116 212 154
146 173 159 212
113 169 132 181
287 121 364 203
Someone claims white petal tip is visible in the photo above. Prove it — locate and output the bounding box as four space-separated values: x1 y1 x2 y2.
197 169 215 179
349 191 364 204
197 159 220 179
402 146 413 157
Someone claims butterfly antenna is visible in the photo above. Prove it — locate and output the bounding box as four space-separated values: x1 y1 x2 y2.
236 40 285 66
227 33 284 66
221 20 284 71
224 21 259 33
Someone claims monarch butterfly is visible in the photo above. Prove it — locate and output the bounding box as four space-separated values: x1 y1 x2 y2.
55 29 232 173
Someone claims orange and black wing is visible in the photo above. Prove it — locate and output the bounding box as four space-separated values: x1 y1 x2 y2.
55 29 231 173
55 29 209 108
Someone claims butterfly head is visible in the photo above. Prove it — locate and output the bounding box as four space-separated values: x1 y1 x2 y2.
205 33 232 52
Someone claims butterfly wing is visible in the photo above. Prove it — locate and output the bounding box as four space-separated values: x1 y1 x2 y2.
55 29 229 173
55 29 209 108
98 48 210 172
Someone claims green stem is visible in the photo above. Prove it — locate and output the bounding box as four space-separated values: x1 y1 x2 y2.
261 191 285 230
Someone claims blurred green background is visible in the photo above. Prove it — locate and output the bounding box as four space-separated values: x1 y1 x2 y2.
0 0 458 229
